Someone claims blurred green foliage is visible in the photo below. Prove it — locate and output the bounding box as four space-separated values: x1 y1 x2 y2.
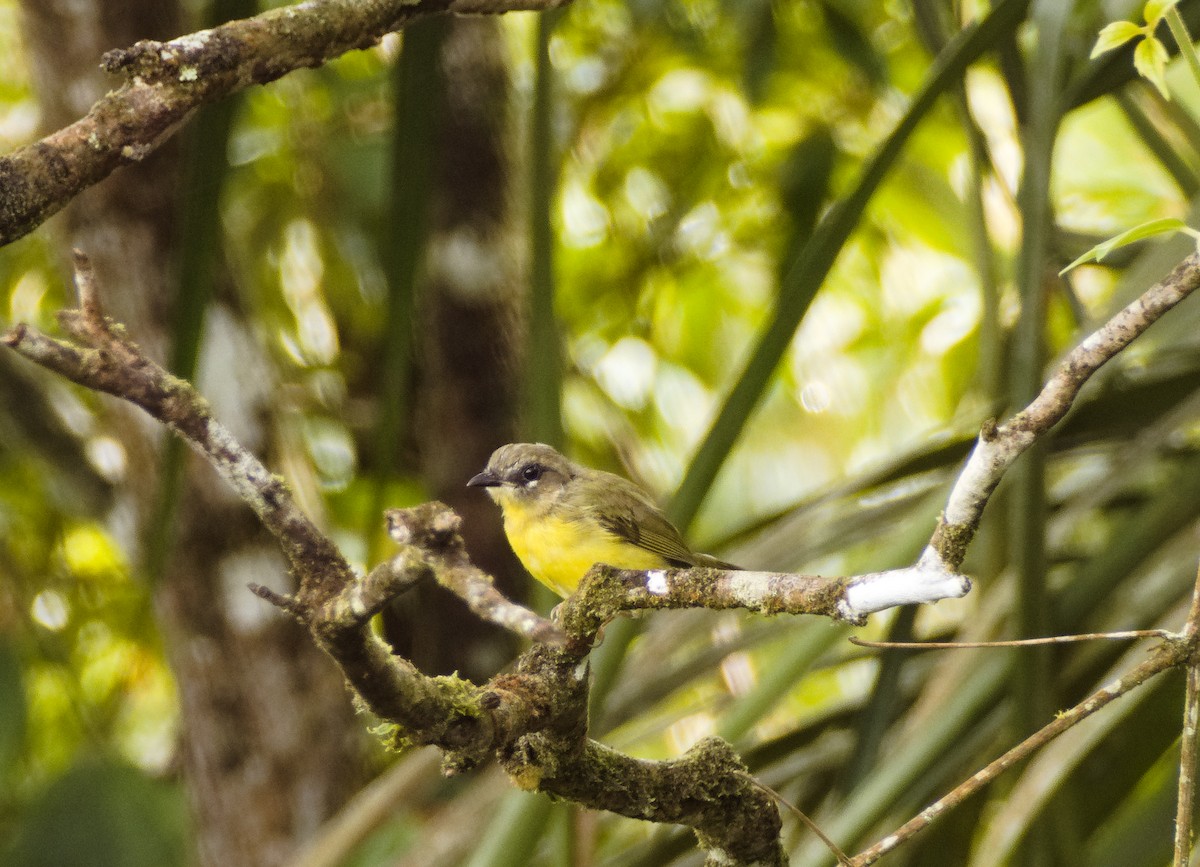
3 0 1200 864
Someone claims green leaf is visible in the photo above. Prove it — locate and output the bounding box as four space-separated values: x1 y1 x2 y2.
1090 21 1144 58
668 0 1033 530
1134 35 1172 97
819 0 888 88
1144 0 1180 26
8 759 188 867
1058 217 1188 274
0 641 25 777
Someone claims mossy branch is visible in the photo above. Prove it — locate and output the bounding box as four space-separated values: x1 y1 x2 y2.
2 251 790 866
0 0 570 247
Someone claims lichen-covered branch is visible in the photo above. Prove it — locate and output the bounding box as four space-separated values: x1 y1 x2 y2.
0 0 570 247
556 561 971 641
12 248 1195 866
526 738 784 866
386 505 566 646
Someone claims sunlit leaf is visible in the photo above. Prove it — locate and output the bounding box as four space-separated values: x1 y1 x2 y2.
1144 0 1181 26
1134 35 1171 97
1058 217 1188 274
1090 21 1144 58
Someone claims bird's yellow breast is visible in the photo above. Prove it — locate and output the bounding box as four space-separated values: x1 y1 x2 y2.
498 498 668 597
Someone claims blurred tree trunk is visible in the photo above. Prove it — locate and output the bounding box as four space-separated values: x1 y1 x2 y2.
385 15 525 679
17 3 363 865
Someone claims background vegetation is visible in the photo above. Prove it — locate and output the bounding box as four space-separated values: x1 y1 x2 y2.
2 0 1200 864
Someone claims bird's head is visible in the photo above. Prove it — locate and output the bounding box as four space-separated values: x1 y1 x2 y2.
467 442 576 510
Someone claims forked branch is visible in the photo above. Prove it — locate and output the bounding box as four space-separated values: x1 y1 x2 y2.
3 251 788 865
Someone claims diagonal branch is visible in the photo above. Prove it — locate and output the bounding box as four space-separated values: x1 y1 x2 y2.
7 251 353 602
0 0 570 247
3 252 502 753
849 638 1190 865
925 252 1200 571
828 252 1200 861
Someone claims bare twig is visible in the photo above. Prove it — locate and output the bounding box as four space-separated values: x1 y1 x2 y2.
739 772 852 866
6 253 349 599
248 582 306 619
1176 563 1200 866
849 630 1172 650
1178 663 1199 867
0 0 571 247
386 506 566 646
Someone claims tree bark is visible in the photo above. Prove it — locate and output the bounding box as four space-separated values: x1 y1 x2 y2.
384 15 525 679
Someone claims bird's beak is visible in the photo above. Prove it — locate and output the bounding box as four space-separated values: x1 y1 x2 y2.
467 470 501 488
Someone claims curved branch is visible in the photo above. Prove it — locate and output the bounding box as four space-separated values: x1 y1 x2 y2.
0 0 570 247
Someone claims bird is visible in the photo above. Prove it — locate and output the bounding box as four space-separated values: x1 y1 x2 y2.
468 442 737 597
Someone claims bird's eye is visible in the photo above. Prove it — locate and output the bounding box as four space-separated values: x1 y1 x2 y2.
520 464 543 483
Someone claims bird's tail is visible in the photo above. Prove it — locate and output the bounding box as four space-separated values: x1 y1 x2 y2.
692 551 740 571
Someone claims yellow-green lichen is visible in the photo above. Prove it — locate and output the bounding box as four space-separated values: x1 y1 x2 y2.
369 720 412 753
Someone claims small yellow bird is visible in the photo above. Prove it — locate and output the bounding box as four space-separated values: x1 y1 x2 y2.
468 443 737 597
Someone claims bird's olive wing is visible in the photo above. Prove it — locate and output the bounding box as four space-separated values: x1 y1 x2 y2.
598 511 699 567
588 475 700 567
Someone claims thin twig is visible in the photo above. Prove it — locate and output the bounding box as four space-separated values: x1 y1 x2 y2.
849 630 1172 650
739 772 851 866
1176 561 1200 866
248 582 306 619
385 506 567 646
849 641 1187 865
71 249 104 323
1177 662 1200 866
